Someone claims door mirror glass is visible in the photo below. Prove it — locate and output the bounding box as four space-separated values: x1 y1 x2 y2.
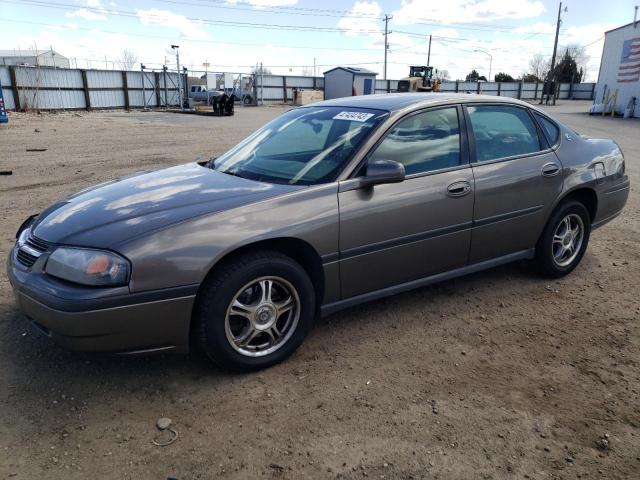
361 159 405 187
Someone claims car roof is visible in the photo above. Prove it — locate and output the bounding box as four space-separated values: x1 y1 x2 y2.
313 93 537 113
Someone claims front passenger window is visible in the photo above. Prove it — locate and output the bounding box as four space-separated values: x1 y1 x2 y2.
467 105 541 162
369 107 461 175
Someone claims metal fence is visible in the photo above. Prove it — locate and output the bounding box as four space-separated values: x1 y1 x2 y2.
1 65 596 111
0 65 181 111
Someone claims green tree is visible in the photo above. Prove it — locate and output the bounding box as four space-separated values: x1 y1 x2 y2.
554 49 584 83
521 73 540 82
466 69 479 81
494 72 515 82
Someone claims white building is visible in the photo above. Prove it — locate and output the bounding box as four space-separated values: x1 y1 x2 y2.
0 49 70 68
595 21 640 117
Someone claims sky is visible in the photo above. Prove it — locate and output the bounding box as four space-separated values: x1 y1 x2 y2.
1 0 638 81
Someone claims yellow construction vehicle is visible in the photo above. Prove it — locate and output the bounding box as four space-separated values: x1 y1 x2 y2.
397 66 441 93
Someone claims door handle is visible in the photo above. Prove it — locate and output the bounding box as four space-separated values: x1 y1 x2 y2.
446 181 472 197
541 162 561 177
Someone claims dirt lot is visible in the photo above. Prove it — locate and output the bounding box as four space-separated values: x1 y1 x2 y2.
0 101 638 480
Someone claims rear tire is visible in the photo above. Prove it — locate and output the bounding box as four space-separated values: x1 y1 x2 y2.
243 96 252 105
534 200 591 278
194 250 315 371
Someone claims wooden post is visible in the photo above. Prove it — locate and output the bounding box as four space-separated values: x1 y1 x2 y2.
283 76 287 103
312 76 317 89
154 72 161 107
122 71 130 111
387 80 391 93
455 80 459 93
534 82 539 100
476 81 481 94
80 69 91 110
517 82 522 99
8 66 21 111
497 82 501 96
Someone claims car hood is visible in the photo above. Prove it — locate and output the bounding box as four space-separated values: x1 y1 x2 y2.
32 163 301 247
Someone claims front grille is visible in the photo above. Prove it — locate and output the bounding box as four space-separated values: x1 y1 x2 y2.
15 233 54 268
26 235 52 253
16 248 38 267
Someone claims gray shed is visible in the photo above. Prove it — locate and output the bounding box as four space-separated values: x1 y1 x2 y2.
323 67 378 100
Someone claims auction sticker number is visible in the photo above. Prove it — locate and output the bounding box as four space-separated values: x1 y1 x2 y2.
333 111 375 122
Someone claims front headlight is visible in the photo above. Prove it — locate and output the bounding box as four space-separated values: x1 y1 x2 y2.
45 247 130 287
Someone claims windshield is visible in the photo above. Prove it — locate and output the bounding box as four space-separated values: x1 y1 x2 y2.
213 106 388 185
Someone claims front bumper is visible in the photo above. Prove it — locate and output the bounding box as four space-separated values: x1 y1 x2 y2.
7 246 196 354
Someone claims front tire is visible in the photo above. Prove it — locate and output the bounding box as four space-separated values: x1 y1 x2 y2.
534 200 591 278
194 250 315 371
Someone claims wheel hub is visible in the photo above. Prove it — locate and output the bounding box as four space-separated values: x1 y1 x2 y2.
255 304 276 329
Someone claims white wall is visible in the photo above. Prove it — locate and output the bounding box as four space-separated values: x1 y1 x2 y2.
596 23 640 117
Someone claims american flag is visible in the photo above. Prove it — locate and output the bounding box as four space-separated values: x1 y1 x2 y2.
618 37 640 83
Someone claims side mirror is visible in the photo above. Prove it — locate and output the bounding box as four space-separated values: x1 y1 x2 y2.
360 159 406 187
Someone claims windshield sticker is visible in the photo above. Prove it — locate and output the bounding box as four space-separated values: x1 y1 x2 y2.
333 111 375 122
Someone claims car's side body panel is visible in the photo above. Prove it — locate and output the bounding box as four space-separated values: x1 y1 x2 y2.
469 150 564 262
550 126 628 228
337 167 475 298
120 182 342 302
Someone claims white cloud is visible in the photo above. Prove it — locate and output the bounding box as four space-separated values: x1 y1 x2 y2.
136 8 209 40
393 0 545 25
337 1 383 36
65 8 107 21
227 0 298 7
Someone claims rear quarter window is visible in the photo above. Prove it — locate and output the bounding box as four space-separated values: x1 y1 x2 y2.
534 113 560 146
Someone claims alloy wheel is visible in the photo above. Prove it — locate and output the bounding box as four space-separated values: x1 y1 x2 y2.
551 213 584 267
224 276 300 357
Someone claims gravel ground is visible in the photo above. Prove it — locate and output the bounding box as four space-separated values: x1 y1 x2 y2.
0 101 638 480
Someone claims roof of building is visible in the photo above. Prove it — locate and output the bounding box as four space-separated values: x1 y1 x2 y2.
604 22 640 34
0 49 67 58
323 66 378 76
311 92 533 112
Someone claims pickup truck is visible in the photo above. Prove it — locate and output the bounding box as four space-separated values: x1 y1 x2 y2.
189 85 253 105
189 85 217 103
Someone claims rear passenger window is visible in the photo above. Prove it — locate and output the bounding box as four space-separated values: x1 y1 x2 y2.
370 107 461 175
467 105 541 162
534 113 560 146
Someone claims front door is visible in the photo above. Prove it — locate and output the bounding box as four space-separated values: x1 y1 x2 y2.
338 106 474 299
363 78 373 95
465 104 564 263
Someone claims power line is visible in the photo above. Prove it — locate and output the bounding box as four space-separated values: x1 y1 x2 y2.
0 18 386 52
5 0 385 34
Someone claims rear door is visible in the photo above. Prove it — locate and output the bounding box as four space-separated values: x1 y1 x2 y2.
465 104 563 263
338 105 475 298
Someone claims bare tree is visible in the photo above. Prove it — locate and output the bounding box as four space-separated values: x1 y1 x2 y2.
300 66 313 76
436 69 450 81
117 49 138 71
528 54 549 82
250 65 272 75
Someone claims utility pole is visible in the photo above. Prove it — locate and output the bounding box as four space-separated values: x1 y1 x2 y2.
427 34 432 66
260 62 264 106
171 44 182 109
541 1 566 105
383 14 392 80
